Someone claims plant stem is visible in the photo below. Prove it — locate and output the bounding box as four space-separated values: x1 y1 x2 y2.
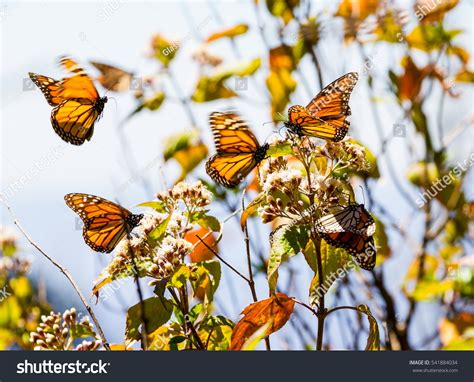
2 201 111 350
126 237 148 350
241 194 271 351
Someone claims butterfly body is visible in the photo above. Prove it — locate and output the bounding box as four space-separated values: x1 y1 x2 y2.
285 72 358 141
29 57 107 145
315 203 376 270
65 193 143 253
206 112 269 188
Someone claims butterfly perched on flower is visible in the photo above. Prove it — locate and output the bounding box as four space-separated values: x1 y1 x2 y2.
284 72 358 142
65 193 143 253
90 61 134 92
29 57 108 145
315 204 376 270
206 112 269 188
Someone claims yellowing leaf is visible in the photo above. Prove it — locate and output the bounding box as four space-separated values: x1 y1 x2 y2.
336 0 379 21
266 0 300 24
357 304 380 350
163 129 208 181
455 69 474 83
129 92 166 118
9 277 32 300
151 34 178 66
191 58 261 102
407 24 462 52
240 192 266 230
230 293 295 350
241 322 272 350
309 240 352 306
414 0 459 24
266 69 297 120
206 24 249 42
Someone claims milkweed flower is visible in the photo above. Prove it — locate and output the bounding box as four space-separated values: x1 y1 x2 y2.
170 181 212 208
151 237 192 280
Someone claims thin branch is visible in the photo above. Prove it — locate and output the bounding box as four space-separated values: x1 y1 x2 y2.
126 236 148 350
2 200 111 351
241 192 271 351
196 234 250 284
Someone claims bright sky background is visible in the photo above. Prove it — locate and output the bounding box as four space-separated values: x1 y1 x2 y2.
1 0 473 348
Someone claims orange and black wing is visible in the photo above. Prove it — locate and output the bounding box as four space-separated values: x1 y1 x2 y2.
64 193 143 253
28 73 64 106
287 72 358 141
315 204 375 236
206 112 268 188
51 99 104 145
90 61 133 92
320 231 376 270
57 57 100 100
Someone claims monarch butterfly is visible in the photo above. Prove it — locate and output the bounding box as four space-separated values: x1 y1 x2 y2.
284 72 358 142
64 193 143 253
206 112 269 188
29 57 107 145
90 61 134 92
315 204 376 270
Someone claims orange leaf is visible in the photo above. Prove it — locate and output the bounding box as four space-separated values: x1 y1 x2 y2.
206 24 249 43
230 293 295 350
336 0 379 21
184 227 217 263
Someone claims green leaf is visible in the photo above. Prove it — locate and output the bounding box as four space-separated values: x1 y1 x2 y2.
357 304 380 351
309 240 352 306
168 265 192 289
69 322 97 340
411 103 433 152
163 129 200 161
129 92 166 118
125 296 173 342
407 24 461 52
137 200 168 213
191 59 260 103
268 224 309 294
169 336 186 350
149 213 172 242
191 211 221 232
198 260 221 297
266 141 293 157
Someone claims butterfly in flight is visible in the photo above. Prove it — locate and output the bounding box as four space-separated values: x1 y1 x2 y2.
65 193 143 253
284 72 358 142
206 112 269 188
29 57 108 145
90 61 134 92
315 203 376 270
